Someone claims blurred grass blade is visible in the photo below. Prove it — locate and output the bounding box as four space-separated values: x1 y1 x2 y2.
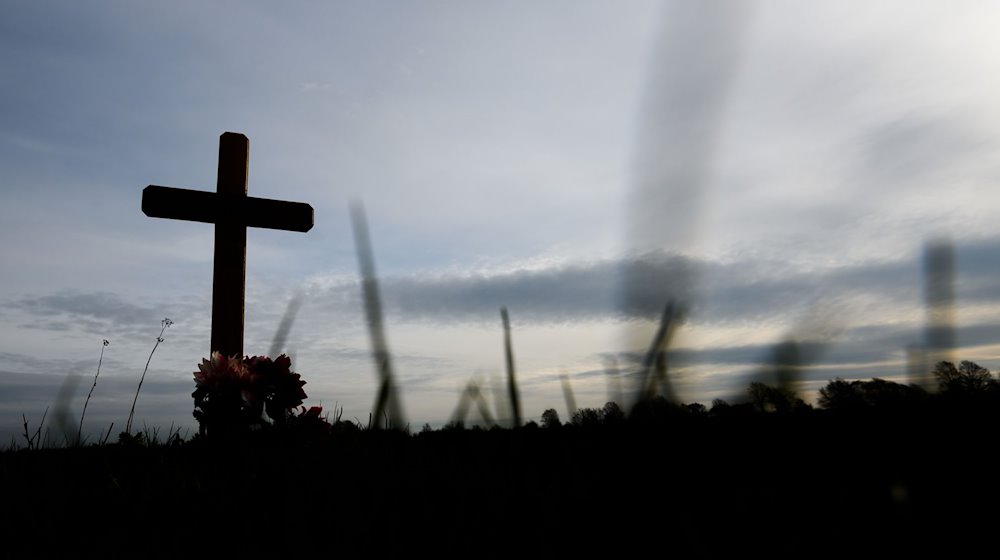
53 373 80 447
637 301 682 402
753 302 843 400
501 307 521 428
560 373 577 419
452 379 496 427
350 201 405 429
452 382 472 426
269 292 303 358
470 381 496 426
922 239 956 389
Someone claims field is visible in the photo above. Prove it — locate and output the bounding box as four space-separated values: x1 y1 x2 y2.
3 393 997 558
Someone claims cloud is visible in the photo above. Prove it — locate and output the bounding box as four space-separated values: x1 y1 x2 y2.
857 114 985 188
294 236 1000 332
0 351 95 376
308 249 922 326
7 291 206 346
12 291 160 329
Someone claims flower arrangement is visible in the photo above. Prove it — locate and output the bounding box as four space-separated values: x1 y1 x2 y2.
192 352 324 440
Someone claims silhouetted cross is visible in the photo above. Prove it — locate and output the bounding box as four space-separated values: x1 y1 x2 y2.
142 132 313 359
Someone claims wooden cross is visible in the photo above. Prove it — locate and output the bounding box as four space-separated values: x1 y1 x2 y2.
141 132 313 359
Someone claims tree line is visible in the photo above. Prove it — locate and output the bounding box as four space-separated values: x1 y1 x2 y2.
517 359 1000 430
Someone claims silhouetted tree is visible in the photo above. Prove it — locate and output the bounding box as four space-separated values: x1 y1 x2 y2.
818 378 925 411
709 398 730 414
862 378 926 408
571 407 601 427
602 402 625 425
747 381 809 413
628 395 684 424
818 378 866 410
933 361 959 388
685 403 707 415
540 408 561 429
934 360 994 394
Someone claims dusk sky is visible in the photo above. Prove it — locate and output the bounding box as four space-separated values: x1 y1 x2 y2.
4 2 1000 443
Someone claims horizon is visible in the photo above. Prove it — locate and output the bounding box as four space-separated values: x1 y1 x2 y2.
5 2 1000 444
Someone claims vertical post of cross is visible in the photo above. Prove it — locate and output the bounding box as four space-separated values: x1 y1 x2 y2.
212 132 249 359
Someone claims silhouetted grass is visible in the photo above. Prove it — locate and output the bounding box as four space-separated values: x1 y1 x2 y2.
501 307 521 428
77 338 109 446
125 318 172 435
4 384 1000 557
20 407 47 450
350 201 405 429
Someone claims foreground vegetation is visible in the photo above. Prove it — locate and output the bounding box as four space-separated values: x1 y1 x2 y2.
3 360 998 557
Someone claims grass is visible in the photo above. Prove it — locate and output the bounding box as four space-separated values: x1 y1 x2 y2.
77 338 108 446
20 407 48 450
4 385 999 557
501 306 521 427
351 201 404 429
125 317 172 436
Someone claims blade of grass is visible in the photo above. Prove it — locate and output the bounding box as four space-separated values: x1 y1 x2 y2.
33 407 48 449
637 301 682 403
451 379 497 427
560 373 577 420
269 293 303 358
53 373 81 447
100 422 114 446
501 307 521 428
350 201 405 429
451 382 473 427
126 318 172 435
78 339 109 446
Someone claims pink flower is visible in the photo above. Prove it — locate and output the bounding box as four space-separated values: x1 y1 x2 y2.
193 352 255 404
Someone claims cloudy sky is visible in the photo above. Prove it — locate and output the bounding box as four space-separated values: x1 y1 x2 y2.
4 1 1000 443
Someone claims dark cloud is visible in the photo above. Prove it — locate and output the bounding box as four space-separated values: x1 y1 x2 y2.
608 319 1000 373
305 238 1000 328
377 253 699 323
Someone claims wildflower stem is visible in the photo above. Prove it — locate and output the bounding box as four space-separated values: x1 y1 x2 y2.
78 339 109 446
126 319 171 435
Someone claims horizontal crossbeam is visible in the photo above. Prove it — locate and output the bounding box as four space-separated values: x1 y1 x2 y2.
142 185 313 232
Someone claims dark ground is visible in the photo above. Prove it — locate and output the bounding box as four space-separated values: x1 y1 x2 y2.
1 408 996 558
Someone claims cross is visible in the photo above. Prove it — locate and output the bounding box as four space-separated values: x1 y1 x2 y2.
141 132 313 359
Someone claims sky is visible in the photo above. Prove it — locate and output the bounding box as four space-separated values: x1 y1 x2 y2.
4 1 1000 444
